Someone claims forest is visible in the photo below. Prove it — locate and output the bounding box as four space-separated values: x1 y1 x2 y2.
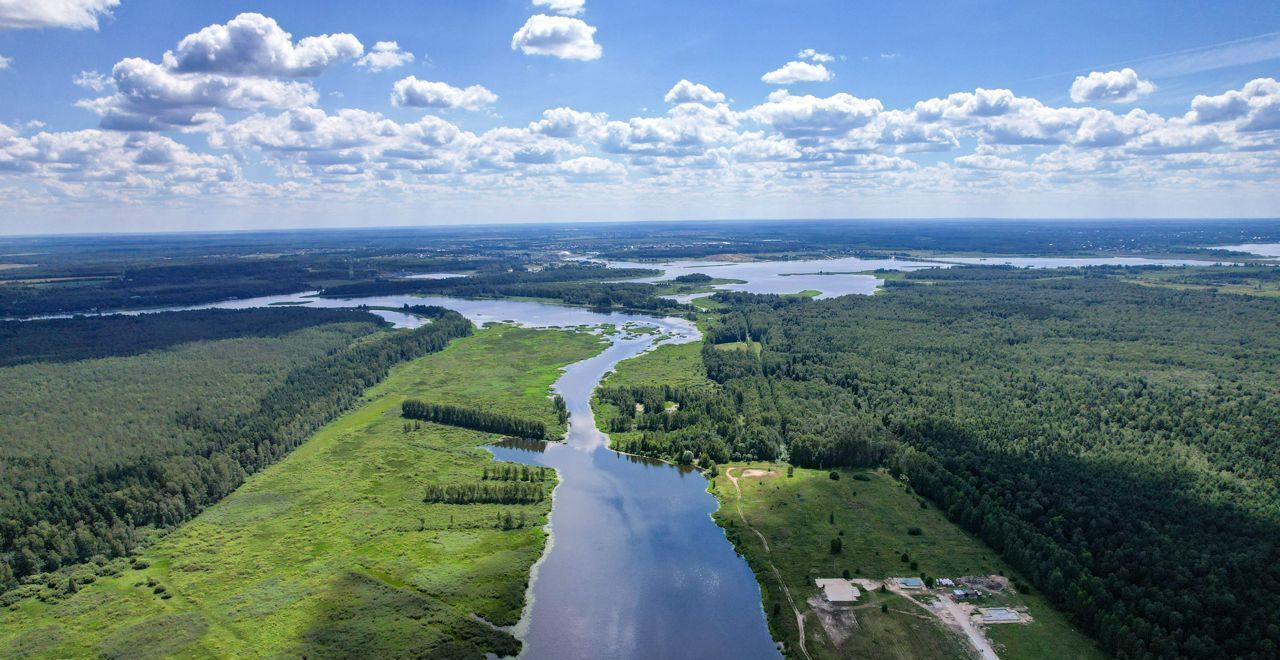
598 268 1280 659
0 307 378 366
320 262 685 312
0 307 473 589
401 400 548 439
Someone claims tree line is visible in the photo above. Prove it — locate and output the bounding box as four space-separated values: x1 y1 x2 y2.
401 401 548 439
0 307 380 367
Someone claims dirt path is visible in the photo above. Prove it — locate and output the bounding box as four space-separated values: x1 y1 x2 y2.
937 595 998 660
726 467 812 660
879 580 998 660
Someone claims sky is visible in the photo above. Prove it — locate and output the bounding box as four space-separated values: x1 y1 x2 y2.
0 0 1278 234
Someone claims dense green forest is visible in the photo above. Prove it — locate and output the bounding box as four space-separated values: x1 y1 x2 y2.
0 307 472 589
321 262 684 312
599 268 1280 659
401 400 548 439
0 308 377 366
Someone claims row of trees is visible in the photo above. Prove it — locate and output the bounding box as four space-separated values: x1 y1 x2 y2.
401 401 548 439
423 482 545 505
483 464 551 482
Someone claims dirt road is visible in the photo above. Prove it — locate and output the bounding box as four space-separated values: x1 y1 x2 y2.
725 467 812 660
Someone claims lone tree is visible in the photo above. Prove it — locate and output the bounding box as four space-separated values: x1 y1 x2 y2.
830 537 843 554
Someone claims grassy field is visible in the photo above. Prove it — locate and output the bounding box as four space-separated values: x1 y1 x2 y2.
0 325 604 659
601 339 712 390
712 465 1106 660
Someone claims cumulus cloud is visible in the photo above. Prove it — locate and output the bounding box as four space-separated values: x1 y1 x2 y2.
166 13 362 77
356 41 414 71
390 76 498 110
664 80 725 105
761 61 832 84
0 54 10 70
1189 78 1280 131
0 0 119 30
76 14 370 130
79 57 318 130
1070 68 1156 104
0 126 237 195
511 15 601 61
797 48 834 63
558 156 624 180
532 0 586 16
748 90 881 137
529 107 607 137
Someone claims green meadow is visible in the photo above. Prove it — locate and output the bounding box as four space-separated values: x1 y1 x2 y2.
0 325 603 659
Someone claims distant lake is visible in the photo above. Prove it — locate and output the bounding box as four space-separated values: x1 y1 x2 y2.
604 255 1218 299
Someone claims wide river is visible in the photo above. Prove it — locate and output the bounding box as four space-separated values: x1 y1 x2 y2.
10 254 1225 658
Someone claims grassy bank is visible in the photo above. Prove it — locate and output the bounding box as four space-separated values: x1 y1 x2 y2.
0 325 604 658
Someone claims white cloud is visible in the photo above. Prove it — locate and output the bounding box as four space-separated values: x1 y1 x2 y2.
80 57 318 130
532 0 586 17
797 48 834 63
748 90 881 137
529 107 607 137
76 14 370 130
664 80 725 105
73 70 111 91
511 15 602 61
0 0 119 30
0 127 237 194
167 13 362 77
558 156 624 180
0 54 10 70
390 76 498 111
761 61 832 85
1070 68 1156 104
1189 78 1280 131
356 41 414 72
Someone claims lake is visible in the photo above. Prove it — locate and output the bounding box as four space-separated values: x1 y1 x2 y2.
602 254 1219 299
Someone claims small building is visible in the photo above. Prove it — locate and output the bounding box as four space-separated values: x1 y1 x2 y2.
815 579 861 603
953 589 979 600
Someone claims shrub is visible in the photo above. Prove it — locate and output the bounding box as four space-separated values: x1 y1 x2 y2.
907 527 923 536
829 471 840 481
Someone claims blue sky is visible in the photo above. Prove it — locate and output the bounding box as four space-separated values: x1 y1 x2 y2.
0 0 1278 234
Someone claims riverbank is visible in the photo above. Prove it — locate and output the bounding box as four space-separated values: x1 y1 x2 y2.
0 326 604 658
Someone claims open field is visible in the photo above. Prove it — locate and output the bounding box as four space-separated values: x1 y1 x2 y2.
600 339 712 390
711 465 1106 660
0 325 604 658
